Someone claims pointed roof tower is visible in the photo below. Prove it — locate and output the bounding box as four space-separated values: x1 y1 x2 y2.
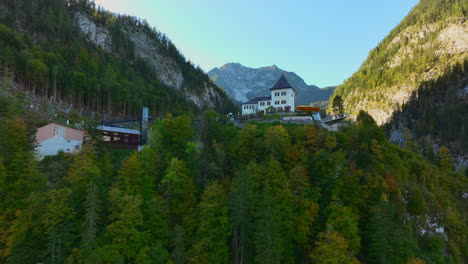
270 73 295 92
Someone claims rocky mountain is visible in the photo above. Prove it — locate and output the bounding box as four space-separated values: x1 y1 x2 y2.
331 0 467 125
0 0 236 119
208 63 335 106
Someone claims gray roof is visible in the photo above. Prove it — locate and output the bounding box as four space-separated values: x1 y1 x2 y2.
97 125 141 135
270 74 296 93
241 96 271 105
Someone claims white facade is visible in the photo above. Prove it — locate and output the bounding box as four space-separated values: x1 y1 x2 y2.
270 88 295 112
241 87 296 116
242 103 258 115
35 123 85 159
241 74 296 116
257 99 272 113
36 137 83 158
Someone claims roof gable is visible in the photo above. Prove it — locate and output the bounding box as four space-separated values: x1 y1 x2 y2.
270 74 292 90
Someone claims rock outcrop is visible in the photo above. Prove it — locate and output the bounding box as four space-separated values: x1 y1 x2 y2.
74 12 229 109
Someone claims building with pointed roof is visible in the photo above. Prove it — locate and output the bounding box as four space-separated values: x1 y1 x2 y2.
241 74 296 116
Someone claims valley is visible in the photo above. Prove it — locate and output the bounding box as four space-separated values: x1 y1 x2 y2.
0 0 466 264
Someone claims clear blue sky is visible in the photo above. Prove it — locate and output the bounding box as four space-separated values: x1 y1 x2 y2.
94 0 419 87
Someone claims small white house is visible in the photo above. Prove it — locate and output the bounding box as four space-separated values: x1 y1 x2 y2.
241 74 296 116
35 123 85 158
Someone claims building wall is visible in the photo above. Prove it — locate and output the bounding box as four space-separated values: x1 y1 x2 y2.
241 87 296 116
36 123 85 143
36 138 83 158
35 123 85 158
99 130 139 150
270 88 295 112
257 100 272 112
241 103 258 115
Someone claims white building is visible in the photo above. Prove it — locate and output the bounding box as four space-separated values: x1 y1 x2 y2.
35 123 86 158
241 74 296 116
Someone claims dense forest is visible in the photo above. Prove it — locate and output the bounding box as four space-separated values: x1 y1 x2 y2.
387 60 468 160
0 0 236 118
1 87 466 263
331 0 467 124
0 0 467 263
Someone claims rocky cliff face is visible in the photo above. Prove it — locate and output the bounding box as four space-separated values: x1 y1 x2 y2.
332 5 467 125
74 12 227 109
75 12 183 90
208 63 335 105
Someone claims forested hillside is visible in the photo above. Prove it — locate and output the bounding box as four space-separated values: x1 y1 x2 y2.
0 0 467 263
0 0 236 119
1 86 466 263
387 60 468 170
331 0 467 125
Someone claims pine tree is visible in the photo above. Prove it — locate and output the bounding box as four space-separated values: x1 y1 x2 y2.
159 158 197 226
332 95 344 116
0 118 45 260
264 125 291 163
289 166 317 251
171 225 187 264
230 168 254 264
99 187 147 262
326 202 361 255
190 181 230 264
310 231 360 264
254 189 283 264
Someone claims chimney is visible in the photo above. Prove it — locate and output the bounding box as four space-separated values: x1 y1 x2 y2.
140 107 149 145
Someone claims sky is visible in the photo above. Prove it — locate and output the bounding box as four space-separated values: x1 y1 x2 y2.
94 0 419 87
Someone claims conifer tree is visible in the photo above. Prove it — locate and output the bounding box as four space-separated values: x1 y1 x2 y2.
171 225 187 264
99 187 149 263
254 189 283 264
160 158 197 226
230 168 255 264
190 181 230 264
326 202 361 254
264 125 291 163
310 231 360 264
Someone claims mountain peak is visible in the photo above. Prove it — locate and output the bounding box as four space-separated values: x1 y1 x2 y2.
220 62 242 70
207 62 335 105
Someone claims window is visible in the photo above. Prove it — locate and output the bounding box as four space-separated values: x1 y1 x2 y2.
281 100 286 104
53 125 65 138
281 92 286 96
275 92 279 96
275 101 279 105
260 102 265 106
267 102 271 105
102 136 111 142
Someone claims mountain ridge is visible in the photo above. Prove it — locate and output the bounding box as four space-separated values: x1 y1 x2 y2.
208 62 335 106
331 0 467 125
0 0 237 119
